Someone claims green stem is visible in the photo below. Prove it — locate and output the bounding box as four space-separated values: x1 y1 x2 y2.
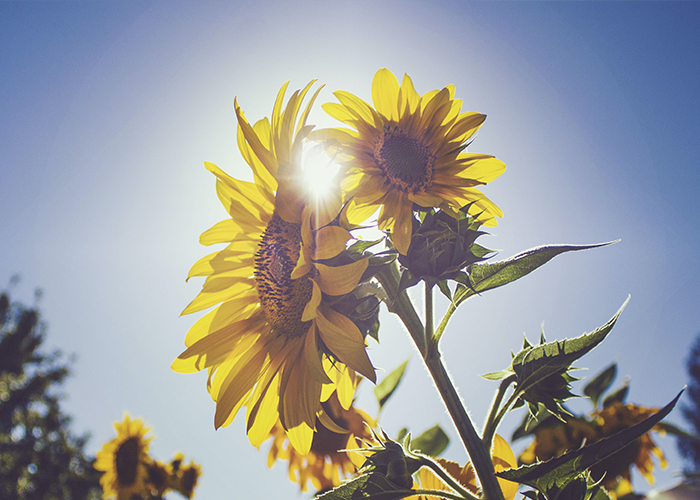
376 262 427 357
434 298 457 346
421 456 480 500
414 490 473 500
377 263 503 500
483 388 522 453
425 282 436 357
424 354 505 500
481 374 517 450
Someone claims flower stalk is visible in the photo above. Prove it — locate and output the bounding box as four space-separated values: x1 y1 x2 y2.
377 263 505 500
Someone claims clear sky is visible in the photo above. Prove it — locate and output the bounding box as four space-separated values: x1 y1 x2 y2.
1 1 699 498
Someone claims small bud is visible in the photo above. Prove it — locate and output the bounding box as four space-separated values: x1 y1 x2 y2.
399 207 490 289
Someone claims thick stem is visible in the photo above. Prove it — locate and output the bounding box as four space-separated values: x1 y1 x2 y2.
425 282 436 357
376 263 427 357
482 374 517 449
424 354 505 500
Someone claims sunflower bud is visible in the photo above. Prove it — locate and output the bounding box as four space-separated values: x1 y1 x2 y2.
398 207 491 290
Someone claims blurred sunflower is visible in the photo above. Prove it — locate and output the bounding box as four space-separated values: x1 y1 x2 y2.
518 403 667 496
94 414 152 500
311 68 505 254
173 81 376 455
266 391 375 492
417 434 518 500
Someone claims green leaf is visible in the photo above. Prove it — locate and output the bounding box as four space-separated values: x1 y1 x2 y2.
454 242 617 307
497 390 683 499
583 363 617 410
409 424 450 457
602 382 628 408
374 360 409 411
512 298 629 417
316 473 416 500
656 422 700 443
348 237 385 254
481 369 514 381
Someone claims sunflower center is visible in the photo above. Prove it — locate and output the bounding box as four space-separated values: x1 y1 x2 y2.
374 130 434 193
255 213 313 338
115 437 140 486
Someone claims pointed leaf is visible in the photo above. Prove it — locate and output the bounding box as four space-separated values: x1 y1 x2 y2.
512 298 629 412
602 382 629 408
374 359 409 411
454 242 617 307
316 473 416 500
583 364 617 410
496 390 683 497
409 424 450 457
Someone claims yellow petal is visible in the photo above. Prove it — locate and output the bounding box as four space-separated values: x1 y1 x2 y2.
315 258 368 296
493 434 518 500
313 225 351 260
316 305 376 383
305 326 333 384
286 422 314 456
335 90 381 129
183 294 258 346
246 373 281 448
213 339 269 429
181 278 255 315
302 280 322 321
399 73 420 114
371 68 400 121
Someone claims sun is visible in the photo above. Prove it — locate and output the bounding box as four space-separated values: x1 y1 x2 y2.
301 142 341 201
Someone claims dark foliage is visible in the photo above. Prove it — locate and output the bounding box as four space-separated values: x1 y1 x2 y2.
679 332 700 473
0 289 102 499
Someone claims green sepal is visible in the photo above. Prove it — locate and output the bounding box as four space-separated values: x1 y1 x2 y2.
374 360 409 412
348 237 385 255
397 269 421 294
583 364 617 410
602 382 629 408
315 473 416 500
496 390 683 500
481 369 514 381
409 424 450 457
510 298 629 419
437 280 452 302
453 242 618 308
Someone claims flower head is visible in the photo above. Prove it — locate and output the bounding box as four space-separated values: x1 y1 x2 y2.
416 435 518 500
174 81 376 455
518 403 667 494
266 391 376 492
312 68 505 254
94 414 152 499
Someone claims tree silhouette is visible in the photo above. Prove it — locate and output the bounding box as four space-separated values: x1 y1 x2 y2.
678 332 700 474
0 287 101 499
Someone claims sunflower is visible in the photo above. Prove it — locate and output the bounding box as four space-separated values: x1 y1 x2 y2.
519 403 667 495
94 414 152 500
417 434 518 500
266 391 376 492
311 68 505 255
173 81 376 455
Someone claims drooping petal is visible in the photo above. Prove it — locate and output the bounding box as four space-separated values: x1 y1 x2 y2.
316 305 375 383
314 258 368 296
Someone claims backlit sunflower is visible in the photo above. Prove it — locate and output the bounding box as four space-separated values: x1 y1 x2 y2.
417 434 518 500
311 68 505 255
173 81 376 455
266 391 376 492
519 403 667 495
94 414 152 500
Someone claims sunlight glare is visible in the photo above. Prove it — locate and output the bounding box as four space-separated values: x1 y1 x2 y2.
301 143 340 201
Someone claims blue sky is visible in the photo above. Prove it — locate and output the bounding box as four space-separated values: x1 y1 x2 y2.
1 1 699 498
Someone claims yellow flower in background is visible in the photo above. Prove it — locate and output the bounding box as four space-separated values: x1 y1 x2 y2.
312 68 505 254
519 403 667 496
266 391 376 492
417 434 517 500
94 414 152 500
173 81 376 455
